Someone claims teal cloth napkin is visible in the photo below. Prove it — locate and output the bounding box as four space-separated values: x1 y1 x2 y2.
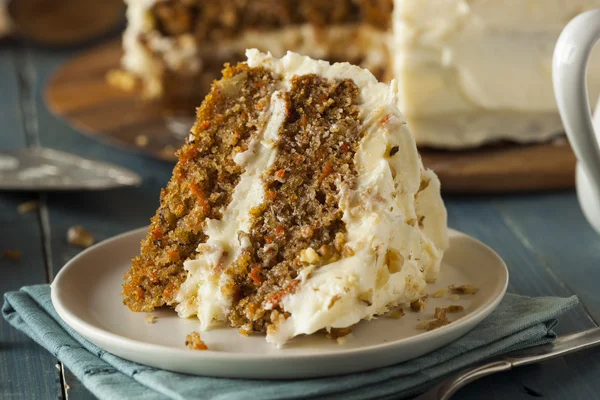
3 285 578 400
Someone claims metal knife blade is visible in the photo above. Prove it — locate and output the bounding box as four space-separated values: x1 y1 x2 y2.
0 147 142 191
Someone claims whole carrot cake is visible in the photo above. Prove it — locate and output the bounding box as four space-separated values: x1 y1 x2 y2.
122 49 448 346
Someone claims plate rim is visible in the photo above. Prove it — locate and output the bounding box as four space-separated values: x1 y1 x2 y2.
51 226 508 363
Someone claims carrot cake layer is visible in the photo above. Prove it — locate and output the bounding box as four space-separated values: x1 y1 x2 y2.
123 63 281 311
123 50 448 346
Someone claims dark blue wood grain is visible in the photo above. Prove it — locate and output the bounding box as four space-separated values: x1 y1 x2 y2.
492 193 600 322
0 47 62 400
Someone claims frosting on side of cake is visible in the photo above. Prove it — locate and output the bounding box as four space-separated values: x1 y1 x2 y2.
169 49 447 345
393 0 600 147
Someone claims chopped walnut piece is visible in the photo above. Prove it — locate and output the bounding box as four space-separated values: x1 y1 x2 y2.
299 247 320 265
434 307 447 320
17 200 39 214
447 305 465 313
135 135 149 147
417 315 451 331
388 308 405 319
67 226 95 248
106 69 137 92
326 326 354 340
2 250 21 261
410 298 426 312
337 334 352 345
424 318 451 331
185 331 208 350
431 288 448 298
449 284 478 295
145 314 157 324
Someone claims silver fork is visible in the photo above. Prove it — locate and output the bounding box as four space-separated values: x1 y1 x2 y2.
414 327 600 400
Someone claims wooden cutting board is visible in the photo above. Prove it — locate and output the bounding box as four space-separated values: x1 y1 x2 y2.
44 39 577 194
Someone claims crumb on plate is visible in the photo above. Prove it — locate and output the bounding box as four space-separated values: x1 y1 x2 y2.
388 308 405 319
431 288 448 298
449 284 478 295
185 331 208 350
67 226 95 248
410 298 426 312
17 200 39 214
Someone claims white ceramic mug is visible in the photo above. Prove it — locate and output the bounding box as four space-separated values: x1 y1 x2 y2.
553 9 600 234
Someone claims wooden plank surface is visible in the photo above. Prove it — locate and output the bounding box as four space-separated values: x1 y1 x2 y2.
0 46 61 400
2 38 600 400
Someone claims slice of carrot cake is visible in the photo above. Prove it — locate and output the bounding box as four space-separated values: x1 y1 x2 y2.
122 49 449 346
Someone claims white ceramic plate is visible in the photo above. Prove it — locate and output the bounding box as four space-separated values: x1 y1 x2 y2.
51 227 508 379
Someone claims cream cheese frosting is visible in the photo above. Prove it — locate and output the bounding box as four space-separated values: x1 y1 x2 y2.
393 0 600 147
174 49 448 346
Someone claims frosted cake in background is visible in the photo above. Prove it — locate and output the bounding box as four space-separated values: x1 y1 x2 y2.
118 0 600 149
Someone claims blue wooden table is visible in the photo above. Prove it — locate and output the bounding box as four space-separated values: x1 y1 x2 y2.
2 36 600 400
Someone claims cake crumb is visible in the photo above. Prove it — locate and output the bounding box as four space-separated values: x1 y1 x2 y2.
2 250 21 261
431 288 448 298
326 326 354 340
337 333 352 345
185 331 208 350
410 298 426 312
65 384 70 391
388 308 405 319
417 316 451 331
55 363 61 371
434 307 447 320
67 226 95 248
446 305 464 313
417 307 452 331
449 284 478 295
17 200 39 214
135 135 149 147
145 314 157 324
106 68 137 92
416 319 435 329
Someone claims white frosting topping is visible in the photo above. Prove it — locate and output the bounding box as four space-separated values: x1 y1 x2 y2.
246 50 448 346
393 0 600 147
174 91 286 328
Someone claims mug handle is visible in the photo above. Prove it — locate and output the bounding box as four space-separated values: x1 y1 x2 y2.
553 9 600 198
